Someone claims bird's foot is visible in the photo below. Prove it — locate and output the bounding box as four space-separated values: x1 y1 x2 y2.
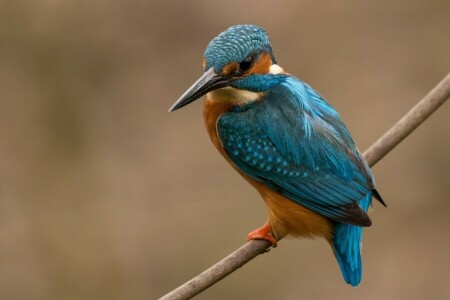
247 223 278 247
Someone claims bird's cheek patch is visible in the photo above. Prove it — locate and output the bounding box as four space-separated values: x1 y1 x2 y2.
247 52 272 75
221 62 239 76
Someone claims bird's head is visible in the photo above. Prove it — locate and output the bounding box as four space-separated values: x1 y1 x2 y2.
169 25 285 112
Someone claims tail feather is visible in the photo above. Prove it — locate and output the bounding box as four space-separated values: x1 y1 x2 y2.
332 192 372 287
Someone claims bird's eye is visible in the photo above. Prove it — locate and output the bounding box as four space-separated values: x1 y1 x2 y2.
239 55 254 72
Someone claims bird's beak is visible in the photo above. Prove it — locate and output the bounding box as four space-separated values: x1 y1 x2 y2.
168 67 230 112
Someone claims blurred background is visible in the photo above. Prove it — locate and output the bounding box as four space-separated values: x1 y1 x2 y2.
1 0 449 299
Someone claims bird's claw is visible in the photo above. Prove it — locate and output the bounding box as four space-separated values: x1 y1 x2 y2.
247 224 278 247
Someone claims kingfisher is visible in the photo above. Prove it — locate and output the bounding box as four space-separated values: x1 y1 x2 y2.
169 25 385 286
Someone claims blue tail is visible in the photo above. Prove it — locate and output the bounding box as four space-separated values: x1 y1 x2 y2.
332 193 372 287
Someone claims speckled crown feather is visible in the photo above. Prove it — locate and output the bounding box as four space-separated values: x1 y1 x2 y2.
204 25 276 73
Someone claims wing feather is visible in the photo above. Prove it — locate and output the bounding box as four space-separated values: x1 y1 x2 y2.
218 78 375 226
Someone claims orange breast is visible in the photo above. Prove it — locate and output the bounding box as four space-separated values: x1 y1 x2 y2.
203 96 334 241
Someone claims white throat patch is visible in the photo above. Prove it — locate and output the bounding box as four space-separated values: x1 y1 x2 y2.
207 87 261 105
269 64 284 74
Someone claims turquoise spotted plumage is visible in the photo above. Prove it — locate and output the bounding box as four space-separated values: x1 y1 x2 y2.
218 77 374 225
169 24 385 287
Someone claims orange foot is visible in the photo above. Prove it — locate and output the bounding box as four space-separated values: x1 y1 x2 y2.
247 223 278 247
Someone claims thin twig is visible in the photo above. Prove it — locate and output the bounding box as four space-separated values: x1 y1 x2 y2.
363 73 450 166
159 73 450 300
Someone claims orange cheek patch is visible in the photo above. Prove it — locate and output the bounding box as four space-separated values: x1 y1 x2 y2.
221 62 239 76
219 53 272 77
248 53 272 75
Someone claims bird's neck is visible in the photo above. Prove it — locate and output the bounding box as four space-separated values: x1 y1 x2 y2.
206 87 262 107
229 65 288 93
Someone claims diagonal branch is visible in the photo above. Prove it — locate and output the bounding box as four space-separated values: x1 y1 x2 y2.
159 72 450 300
363 73 450 166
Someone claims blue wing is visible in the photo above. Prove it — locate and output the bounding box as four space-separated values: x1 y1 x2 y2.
217 77 375 226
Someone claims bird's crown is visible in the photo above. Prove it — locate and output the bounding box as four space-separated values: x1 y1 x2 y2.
204 25 276 74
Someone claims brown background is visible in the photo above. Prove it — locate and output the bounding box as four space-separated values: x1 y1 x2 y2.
1 1 449 299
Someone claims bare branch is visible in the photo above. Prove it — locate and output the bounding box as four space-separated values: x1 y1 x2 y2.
363 73 450 166
160 240 272 300
159 73 450 300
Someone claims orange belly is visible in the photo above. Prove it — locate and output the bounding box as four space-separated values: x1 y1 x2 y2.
203 96 334 240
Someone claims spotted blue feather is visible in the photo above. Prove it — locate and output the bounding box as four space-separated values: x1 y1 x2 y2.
218 76 374 225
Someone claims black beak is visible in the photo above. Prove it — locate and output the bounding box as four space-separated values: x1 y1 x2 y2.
168 67 231 112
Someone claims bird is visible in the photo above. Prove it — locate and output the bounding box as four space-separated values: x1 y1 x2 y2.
168 25 385 287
